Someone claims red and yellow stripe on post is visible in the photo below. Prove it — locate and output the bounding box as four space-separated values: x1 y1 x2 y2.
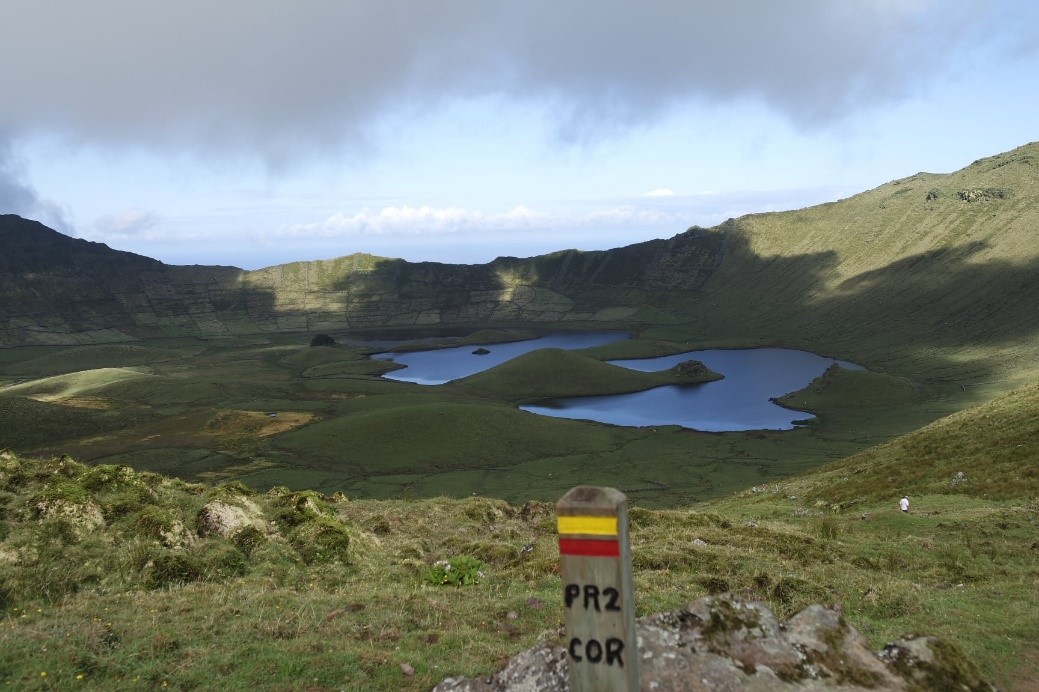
558 514 620 557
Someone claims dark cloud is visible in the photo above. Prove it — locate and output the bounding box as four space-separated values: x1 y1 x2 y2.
1 1 1032 162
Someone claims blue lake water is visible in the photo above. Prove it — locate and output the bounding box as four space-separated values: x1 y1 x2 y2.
522 349 862 431
372 334 861 431
372 332 629 385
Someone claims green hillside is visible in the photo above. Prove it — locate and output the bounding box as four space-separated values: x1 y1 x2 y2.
1 375 1035 689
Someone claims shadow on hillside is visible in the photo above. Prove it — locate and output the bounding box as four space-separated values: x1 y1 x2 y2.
704 231 1039 348
272 224 1039 387
5 213 1038 384
318 226 732 328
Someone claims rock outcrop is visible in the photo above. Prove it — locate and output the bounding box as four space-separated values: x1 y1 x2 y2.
196 498 268 539
433 594 993 691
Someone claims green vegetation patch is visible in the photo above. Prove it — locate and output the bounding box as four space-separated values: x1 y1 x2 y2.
4 344 185 376
87 449 242 482
1 440 1035 689
0 367 151 401
453 348 720 403
282 344 363 368
302 359 400 378
793 379 1039 504
274 401 625 473
575 338 695 360
0 396 153 449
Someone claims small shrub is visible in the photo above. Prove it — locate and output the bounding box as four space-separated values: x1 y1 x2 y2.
132 506 177 539
101 486 156 521
289 518 351 564
32 481 91 508
208 480 255 499
273 491 336 527
461 497 513 524
232 525 267 556
772 576 809 604
424 555 487 587
309 334 336 347
140 550 205 589
81 464 141 491
469 541 520 567
699 576 730 594
815 517 841 540
249 539 303 584
363 515 392 535
195 541 249 580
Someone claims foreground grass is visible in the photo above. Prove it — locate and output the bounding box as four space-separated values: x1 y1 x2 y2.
1 375 1037 689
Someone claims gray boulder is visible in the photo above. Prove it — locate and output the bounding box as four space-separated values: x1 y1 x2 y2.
434 594 993 691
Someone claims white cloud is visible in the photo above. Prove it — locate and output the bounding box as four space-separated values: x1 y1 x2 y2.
281 203 693 239
94 207 160 236
282 205 549 237
643 188 675 198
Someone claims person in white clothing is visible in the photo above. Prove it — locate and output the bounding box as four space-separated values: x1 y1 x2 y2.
899 496 909 513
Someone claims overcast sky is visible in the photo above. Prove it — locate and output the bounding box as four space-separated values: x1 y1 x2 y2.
2 1 1037 268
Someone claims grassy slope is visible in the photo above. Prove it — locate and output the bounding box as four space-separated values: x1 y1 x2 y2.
452 348 721 403
657 143 1039 383
1 378 1036 689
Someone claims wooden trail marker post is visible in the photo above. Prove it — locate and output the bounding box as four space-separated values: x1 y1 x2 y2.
556 486 639 691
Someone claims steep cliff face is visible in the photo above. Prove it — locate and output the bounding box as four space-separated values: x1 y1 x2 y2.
0 216 248 345
0 216 731 346
2 141 1038 348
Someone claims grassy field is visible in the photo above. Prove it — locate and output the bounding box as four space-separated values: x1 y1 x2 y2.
0 375 1035 689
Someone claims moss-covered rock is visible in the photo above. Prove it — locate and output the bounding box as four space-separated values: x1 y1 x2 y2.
288 517 351 564
29 483 105 541
271 490 336 528
879 635 996 691
132 505 196 548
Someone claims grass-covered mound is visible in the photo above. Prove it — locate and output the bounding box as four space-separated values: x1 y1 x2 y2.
1 373 1037 689
0 367 151 402
453 348 721 402
281 344 364 368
